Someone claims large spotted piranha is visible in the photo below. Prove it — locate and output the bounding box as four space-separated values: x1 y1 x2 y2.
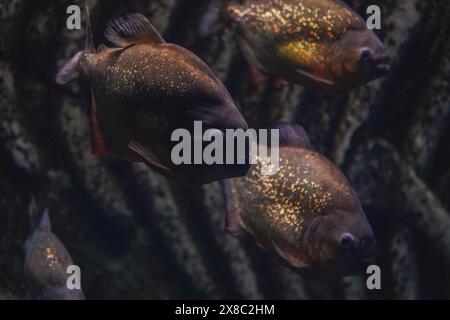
200 0 390 92
221 124 376 276
56 6 249 186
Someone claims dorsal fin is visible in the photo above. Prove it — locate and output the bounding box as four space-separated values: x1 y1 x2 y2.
37 209 51 232
84 1 95 53
104 13 165 47
274 123 313 150
28 196 51 232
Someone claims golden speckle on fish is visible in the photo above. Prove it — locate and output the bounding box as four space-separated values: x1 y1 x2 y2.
222 124 375 275
57 12 249 186
206 0 391 91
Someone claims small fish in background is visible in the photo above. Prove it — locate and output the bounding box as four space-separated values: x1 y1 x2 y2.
24 198 85 300
56 5 249 186
200 0 390 92
222 124 376 276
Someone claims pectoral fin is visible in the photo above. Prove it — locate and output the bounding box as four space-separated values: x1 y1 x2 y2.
296 69 335 86
272 242 310 269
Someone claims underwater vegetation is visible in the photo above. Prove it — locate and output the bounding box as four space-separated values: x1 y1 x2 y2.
0 0 449 299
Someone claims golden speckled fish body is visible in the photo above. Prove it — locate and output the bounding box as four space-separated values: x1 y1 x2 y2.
57 13 249 185
230 146 354 254
223 124 375 272
228 0 363 77
86 44 223 102
25 232 74 288
82 43 228 162
225 0 388 91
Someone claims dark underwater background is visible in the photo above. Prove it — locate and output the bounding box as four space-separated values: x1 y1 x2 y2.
0 0 449 299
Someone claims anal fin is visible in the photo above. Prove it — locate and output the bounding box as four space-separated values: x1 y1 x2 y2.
296 69 335 86
128 140 170 174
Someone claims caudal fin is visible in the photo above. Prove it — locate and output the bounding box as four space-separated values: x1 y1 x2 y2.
55 51 82 85
198 0 231 38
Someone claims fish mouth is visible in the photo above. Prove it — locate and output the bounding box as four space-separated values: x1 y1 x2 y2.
374 55 391 75
375 63 390 75
315 239 376 276
301 217 376 277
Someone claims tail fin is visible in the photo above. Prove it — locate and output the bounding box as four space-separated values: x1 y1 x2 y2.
55 51 82 85
198 0 231 38
56 2 94 85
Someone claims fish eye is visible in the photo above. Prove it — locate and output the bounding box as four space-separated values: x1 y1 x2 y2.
360 48 372 62
339 233 357 250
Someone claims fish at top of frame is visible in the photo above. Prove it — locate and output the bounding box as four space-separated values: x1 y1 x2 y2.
199 0 390 93
221 123 376 277
56 4 250 186
24 197 85 300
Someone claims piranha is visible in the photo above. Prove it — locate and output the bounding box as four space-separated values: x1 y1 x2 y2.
200 0 390 92
221 124 376 276
56 5 249 186
24 198 85 300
